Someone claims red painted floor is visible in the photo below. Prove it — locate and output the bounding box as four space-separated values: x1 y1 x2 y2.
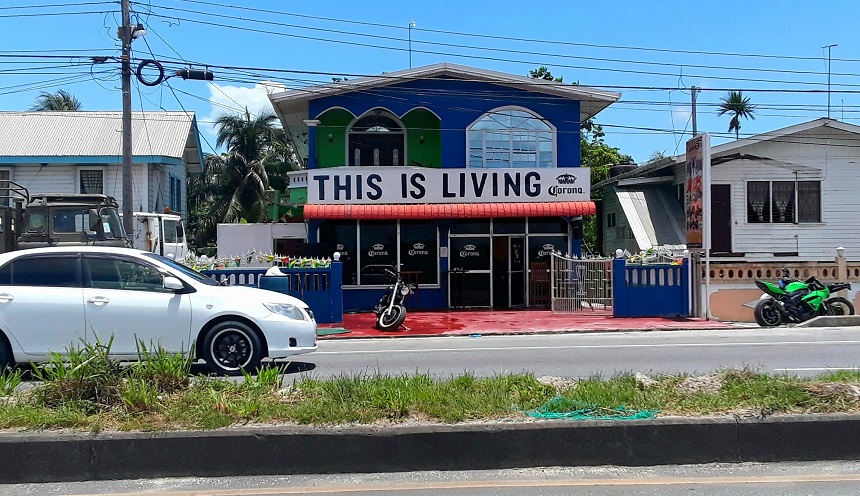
317 309 731 339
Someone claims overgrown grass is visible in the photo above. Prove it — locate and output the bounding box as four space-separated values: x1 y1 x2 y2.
3 342 860 432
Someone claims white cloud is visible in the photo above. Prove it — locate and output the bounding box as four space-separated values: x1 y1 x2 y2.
202 81 288 148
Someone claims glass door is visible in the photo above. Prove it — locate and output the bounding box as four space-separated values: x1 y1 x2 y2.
448 236 491 308
509 236 526 307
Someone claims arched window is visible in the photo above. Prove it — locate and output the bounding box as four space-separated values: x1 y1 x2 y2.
467 108 555 168
348 111 404 166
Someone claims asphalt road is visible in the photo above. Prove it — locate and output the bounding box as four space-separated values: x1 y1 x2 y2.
302 325 860 379
5 461 860 495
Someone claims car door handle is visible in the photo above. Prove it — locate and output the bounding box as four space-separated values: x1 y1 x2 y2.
87 296 110 306
0 293 13 303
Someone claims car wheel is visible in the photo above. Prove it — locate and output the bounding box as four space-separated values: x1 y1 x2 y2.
202 321 263 376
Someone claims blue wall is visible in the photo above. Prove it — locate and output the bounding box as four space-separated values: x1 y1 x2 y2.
308 78 582 169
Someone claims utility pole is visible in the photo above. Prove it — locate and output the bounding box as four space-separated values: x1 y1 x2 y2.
119 0 134 237
824 44 837 119
691 86 700 136
408 21 416 68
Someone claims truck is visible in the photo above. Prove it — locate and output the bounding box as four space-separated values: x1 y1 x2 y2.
125 211 190 259
0 181 128 253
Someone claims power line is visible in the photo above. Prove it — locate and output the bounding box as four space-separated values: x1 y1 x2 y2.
0 10 113 18
144 2 860 82
140 10 859 89
166 0 860 63
0 1 114 10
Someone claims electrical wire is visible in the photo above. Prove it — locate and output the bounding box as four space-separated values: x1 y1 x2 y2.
166 0 860 63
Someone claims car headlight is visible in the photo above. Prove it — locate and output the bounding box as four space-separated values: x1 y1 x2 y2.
263 302 308 321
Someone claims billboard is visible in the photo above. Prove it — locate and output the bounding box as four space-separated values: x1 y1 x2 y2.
306 167 591 205
685 134 711 250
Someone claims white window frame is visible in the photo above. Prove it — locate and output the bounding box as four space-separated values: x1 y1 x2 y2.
77 167 106 195
466 106 557 169
0 169 12 207
745 179 822 225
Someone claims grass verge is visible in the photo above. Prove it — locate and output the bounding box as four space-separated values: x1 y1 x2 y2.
2 343 860 431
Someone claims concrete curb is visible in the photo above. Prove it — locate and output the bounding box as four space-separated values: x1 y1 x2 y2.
3 414 860 483
796 315 860 327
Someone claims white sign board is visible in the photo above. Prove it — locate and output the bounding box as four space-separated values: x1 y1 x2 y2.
306 167 590 205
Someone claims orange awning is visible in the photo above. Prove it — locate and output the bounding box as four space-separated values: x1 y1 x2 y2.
303 201 596 220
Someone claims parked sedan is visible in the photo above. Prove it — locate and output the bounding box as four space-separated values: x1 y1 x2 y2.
0 247 317 375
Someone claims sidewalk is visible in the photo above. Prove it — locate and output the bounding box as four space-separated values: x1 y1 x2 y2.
317 309 732 339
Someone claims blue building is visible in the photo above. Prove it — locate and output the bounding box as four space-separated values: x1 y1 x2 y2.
269 63 619 311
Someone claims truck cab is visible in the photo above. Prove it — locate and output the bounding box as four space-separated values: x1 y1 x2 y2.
0 183 128 253
126 211 190 259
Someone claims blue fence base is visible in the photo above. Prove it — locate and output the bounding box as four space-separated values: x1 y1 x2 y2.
201 263 343 324
612 258 690 318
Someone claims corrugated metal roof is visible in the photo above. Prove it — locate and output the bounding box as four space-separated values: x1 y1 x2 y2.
0 111 201 169
616 188 685 251
304 201 596 220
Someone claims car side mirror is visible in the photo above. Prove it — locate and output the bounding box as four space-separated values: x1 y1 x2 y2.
88 209 100 231
163 276 184 291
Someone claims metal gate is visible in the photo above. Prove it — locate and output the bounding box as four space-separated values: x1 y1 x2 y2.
550 253 613 312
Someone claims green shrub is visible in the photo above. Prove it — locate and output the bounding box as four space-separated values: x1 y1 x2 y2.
31 338 123 411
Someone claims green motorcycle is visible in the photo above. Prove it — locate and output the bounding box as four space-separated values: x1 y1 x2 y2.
754 272 854 327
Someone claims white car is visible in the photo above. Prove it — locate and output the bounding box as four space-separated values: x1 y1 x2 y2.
0 246 317 375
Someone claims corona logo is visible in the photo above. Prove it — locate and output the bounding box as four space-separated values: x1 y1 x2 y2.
460 244 480 257
556 173 578 185
368 243 389 257
538 243 556 257
409 242 429 256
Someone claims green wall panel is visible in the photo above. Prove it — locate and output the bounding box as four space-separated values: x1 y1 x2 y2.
402 109 441 168
317 108 355 168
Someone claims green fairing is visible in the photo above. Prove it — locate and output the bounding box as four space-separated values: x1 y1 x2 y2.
801 289 829 311
785 281 809 293
761 281 787 295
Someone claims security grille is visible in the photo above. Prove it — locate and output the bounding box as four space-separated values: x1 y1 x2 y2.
550 252 612 312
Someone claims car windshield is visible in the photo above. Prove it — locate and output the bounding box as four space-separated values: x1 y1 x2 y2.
100 208 125 239
142 252 219 286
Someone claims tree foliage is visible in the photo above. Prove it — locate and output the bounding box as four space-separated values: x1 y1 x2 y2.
29 89 81 111
717 90 756 139
186 109 301 248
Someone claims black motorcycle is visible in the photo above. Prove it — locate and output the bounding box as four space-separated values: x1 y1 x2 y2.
373 267 414 331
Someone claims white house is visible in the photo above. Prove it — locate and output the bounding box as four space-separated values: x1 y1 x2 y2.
0 111 203 215
596 118 860 262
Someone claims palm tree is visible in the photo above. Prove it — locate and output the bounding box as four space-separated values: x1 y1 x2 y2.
188 109 283 246
717 91 756 139
29 89 82 111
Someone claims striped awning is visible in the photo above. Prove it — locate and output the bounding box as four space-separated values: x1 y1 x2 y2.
303 201 596 220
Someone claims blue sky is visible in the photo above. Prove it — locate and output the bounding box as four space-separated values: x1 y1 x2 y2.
3 0 860 164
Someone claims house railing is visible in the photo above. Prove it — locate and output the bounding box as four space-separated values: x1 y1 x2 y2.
701 262 860 283
201 261 343 324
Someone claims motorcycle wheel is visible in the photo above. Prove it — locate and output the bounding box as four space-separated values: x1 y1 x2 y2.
825 297 855 316
376 304 407 331
754 299 783 327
